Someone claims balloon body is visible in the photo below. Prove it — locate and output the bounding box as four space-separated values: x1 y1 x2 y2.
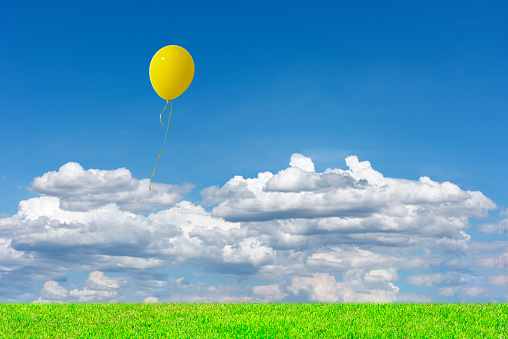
149 45 194 101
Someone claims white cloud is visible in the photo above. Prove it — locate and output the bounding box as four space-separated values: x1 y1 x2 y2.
203 154 495 230
488 275 508 286
478 216 508 235
477 252 508 268
7 197 177 260
437 285 487 297
307 247 423 270
40 281 68 301
149 200 239 234
84 271 127 291
290 153 315 172
437 286 459 297
69 287 118 302
288 272 399 302
406 271 485 288
0 154 504 302
30 162 192 212
0 238 30 272
38 271 124 302
222 237 275 266
252 283 288 301
435 231 472 252
288 273 343 302
143 296 159 303
364 268 398 283
462 286 487 296
406 273 447 286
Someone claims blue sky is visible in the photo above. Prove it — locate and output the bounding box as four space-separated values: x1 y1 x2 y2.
1 1 507 302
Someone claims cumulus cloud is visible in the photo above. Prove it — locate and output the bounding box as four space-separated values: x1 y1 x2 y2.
69 288 118 302
39 281 68 301
478 215 508 235
0 154 504 302
488 275 508 286
290 153 316 172
288 272 399 302
252 283 288 301
364 268 398 283
288 273 343 302
435 231 472 252
307 247 423 270
143 296 159 303
0 238 30 272
30 162 192 212
6 196 179 266
477 252 508 268
37 271 124 303
222 237 275 266
84 271 127 291
202 154 495 227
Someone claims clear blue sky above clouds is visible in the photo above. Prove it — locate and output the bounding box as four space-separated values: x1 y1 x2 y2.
1 1 507 302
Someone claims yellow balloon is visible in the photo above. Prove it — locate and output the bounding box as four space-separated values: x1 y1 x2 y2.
149 45 194 101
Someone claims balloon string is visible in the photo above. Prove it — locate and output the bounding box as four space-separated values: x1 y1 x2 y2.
150 100 172 192
159 100 168 125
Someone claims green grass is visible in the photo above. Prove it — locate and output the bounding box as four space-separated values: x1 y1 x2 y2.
0 303 507 338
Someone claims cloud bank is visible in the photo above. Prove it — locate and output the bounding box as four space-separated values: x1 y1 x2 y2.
0 154 505 302
30 162 192 212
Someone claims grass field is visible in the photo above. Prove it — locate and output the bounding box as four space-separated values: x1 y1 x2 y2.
1 303 507 338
